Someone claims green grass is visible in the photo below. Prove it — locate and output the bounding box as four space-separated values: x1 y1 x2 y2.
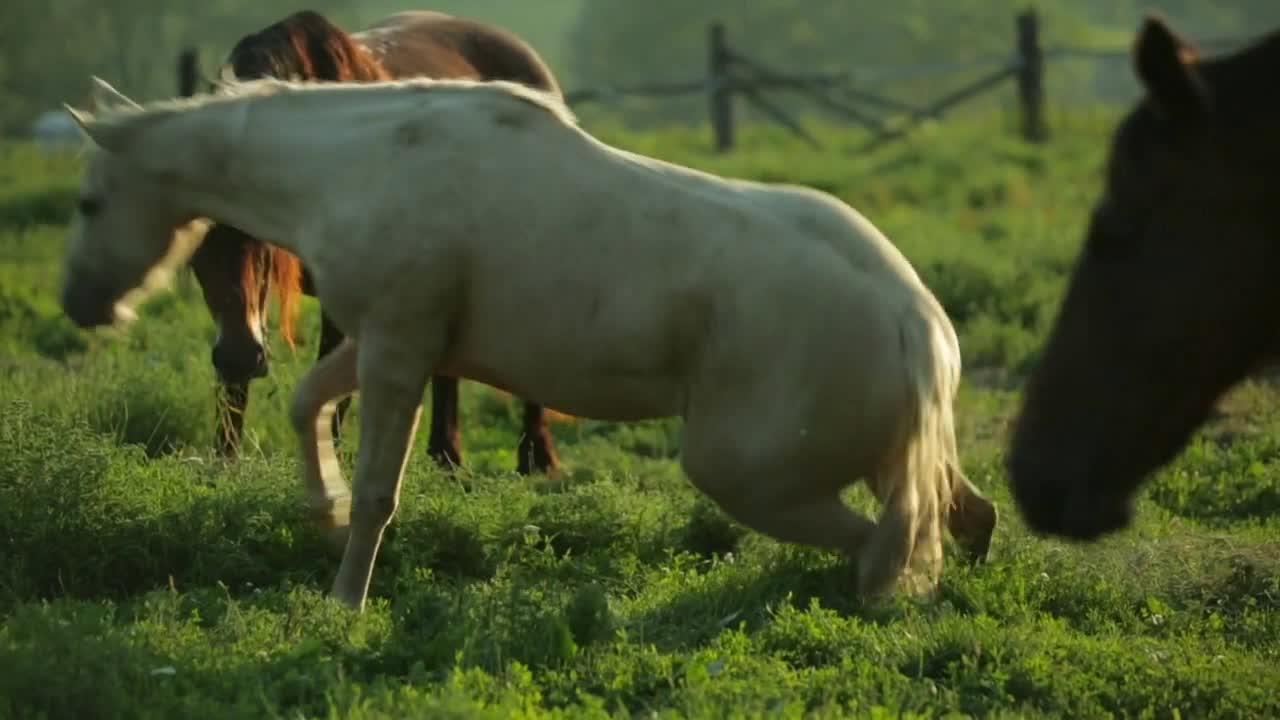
1 113 1277 719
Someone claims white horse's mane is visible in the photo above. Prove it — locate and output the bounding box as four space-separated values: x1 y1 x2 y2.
86 75 579 130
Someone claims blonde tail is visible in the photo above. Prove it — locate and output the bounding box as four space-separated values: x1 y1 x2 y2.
906 314 962 585
859 305 962 598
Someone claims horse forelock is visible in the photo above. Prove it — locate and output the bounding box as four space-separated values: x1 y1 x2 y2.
270 246 303 348
219 10 383 352
231 240 302 349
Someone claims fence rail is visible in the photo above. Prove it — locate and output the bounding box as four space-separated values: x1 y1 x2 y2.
551 11 1253 152
177 11 1255 153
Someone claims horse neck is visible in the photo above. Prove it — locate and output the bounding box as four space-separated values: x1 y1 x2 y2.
176 98 319 255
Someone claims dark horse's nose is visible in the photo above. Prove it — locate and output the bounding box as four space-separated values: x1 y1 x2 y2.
1007 446 1132 542
211 342 269 382
60 277 116 328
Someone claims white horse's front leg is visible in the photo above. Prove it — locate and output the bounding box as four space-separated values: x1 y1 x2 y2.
330 334 434 611
289 338 359 552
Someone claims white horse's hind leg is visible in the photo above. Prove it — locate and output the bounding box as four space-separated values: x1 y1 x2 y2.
681 450 876 560
714 488 877 556
330 335 433 611
289 338 359 552
857 463 923 599
907 496 945 594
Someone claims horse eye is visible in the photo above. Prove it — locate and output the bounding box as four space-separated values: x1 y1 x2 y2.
77 197 102 217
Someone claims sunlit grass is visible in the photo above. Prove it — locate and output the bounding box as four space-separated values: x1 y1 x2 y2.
2 113 1277 718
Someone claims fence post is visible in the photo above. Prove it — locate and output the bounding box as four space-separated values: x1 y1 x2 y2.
708 22 734 152
1016 9 1047 141
175 48 201 299
178 48 198 98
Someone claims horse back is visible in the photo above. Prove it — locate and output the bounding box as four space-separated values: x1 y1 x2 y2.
354 12 562 95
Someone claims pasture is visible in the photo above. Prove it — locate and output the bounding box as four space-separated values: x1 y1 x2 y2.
1 114 1278 718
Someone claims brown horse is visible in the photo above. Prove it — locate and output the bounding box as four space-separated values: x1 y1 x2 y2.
1007 15 1280 541
187 10 564 474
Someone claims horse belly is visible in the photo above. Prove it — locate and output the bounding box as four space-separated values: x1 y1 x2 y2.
438 306 689 422
440 355 686 421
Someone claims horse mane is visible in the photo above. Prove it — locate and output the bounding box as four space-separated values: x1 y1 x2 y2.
220 9 389 347
225 10 389 83
236 244 303 349
216 75 578 125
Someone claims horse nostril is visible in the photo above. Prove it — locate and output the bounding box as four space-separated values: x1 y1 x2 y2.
60 278 114 328
1007 446 1067 532
212 343 268 382
252 348 269 379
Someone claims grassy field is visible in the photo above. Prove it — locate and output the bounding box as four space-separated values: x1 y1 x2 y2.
1 112 1278 719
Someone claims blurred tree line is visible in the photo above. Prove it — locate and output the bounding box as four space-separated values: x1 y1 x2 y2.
0 0 581 136
566 0 1280 125
2 0 1277 135
0 0 367 134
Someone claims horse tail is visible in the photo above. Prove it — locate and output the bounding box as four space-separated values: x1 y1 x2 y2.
268 247 304 350
894 298 963 581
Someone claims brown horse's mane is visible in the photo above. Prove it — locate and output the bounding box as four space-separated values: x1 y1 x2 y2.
224 10 391 347
239 243 303 348
226 10 389 83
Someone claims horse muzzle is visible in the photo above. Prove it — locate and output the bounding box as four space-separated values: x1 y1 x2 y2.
60 277 120 329
1006 446 1134 542
211 342 269 383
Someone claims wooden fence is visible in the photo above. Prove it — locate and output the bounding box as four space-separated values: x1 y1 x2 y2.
563 10 1251 153
177 10 1253 153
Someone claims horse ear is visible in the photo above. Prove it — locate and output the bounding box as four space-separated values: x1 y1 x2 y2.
67 107 168 158
63 104 94 135
89 76 142 112
1134 14 1207 127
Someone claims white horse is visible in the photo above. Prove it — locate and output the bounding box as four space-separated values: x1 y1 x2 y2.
60 75 997 611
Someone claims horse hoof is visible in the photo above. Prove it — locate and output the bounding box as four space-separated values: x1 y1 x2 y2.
516 446 560 476
855 563 898 601
428 449 464 473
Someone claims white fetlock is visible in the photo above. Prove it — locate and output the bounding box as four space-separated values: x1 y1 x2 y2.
309 494 352 555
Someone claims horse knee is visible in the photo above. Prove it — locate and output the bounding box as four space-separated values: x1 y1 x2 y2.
288 389 317 436
352 489 398 528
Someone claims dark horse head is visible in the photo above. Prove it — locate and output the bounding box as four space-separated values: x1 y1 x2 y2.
1007 16 1280 541
189 10 388 385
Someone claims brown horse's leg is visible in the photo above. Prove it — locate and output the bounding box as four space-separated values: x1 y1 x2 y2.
516 402 560 475
216 381 250 457
426 376 463 469
317 311 353 447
